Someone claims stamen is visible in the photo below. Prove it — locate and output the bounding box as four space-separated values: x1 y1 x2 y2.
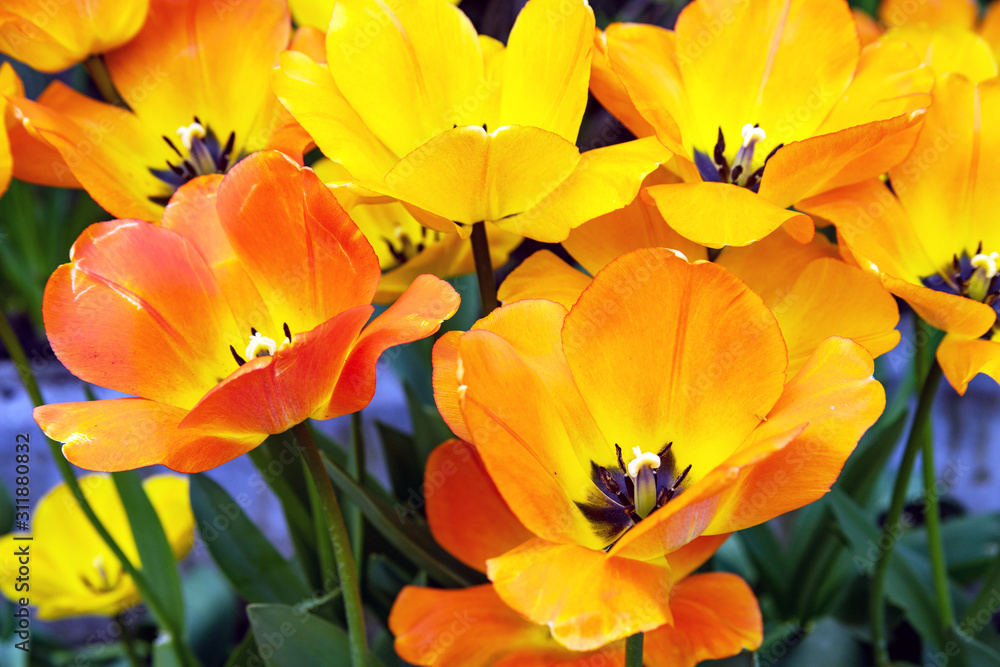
176 121 207 150
732 123 766 187
245 331 277 359
627 445 661 519
230 345 246 367
968 251 1000 302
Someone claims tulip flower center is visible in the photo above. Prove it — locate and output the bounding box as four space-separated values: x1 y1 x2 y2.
149 116 237 206
382 225 444 269
922 244 1000 335
229 324 292 367
590 443 692 527
694 124 783 192
80 553 123 593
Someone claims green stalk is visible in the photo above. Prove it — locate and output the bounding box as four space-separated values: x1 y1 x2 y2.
0 311 202 667
870 359 943 666
116 613 143 667
625 632 644 667
348 411 366 575
293 421 368 665
920 365 954 630
470 221 498 315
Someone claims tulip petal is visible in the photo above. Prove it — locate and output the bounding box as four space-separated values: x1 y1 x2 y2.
180 305 373 436
216 151 380 335
43 221 238 409
882 274 996 337
500 0 594 142
498 136 669 242
37 399 265 472
878 0 977 29
105 0 289 151
432 331 473 442
591 28 656 139
382 125 582 227
563 249 787 482
937 334 1000 395
323 274 460 419
665 534 731 581
8 84 171 219
706 337 884 534
390 585 553 667
273 49 399 184
488 540 673 651
425 440 533 573
758 112 925 209
497 250 591 309
643 182 812 248
325 0 483 157
644 573 762 667
143 475 196 561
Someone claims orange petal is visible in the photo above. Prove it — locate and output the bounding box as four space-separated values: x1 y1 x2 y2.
878 25 998 82
981 2 1000 57
674 0 859 152
497 250 591 309
180 306 373 436
487 539 673 651
425 440 533 572
758 112 926 209
390 585 553 667
563 249 788 483
43 221 238 409
323 274 460 419
706 337 884 534
882 274 996 337
563 170 706 274
216 151 381 335
37 399 265 473
105 0 290 152
432 331 473 442
642 182 812 248
590 28 656 139
8 84 170 219
604 22 690 153
937 333 1000 395
382 125 582 227
665 534 731 581
879 0 977 28
644 572 762 667
496 136 669 243
854 9 884 48
500 0 594 142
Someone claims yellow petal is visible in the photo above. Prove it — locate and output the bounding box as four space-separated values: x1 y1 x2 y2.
590 27 657 139
879 0 978 29
499 0 594 142
937 333 1000 395
879 25 999 82
497 250 591 309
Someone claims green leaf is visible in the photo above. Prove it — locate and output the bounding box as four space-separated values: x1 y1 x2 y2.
247 604 386 667
320 453 481 588
224 632 261 667
190 474 312 605
112 471 185 630
827 487 946 647
404 383 454 464
375 421 423 503
901 513 1000 585
776 617 864 666
182 566 240 666
736 525 787 601
151 634 183 667
0 478 14 535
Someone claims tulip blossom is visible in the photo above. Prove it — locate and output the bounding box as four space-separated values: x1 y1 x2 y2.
803 73 1000 394
593 0 934 248
6 0 314 220
0 475 192 619
878 0 1000 64
433 249 883 648
499 171 900 377
33 151 459 472
273 0 667 243
313 159 522 304
390 440 762 665
0 0 149 73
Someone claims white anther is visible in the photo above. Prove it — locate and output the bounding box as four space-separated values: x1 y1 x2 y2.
176 122 206 150
627 445 661 479
245 332 277 359
741 123 766 147
971 252 1000 280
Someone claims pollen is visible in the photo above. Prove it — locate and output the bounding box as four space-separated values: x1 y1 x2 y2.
245 330 277 359
971 251 1000 280
740 123 767 148
176 121 207 150
626 445 661 478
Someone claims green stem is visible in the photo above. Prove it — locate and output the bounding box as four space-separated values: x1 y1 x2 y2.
962 555 1000 637
116 613 143 667
920 364 953 631
870 358 943 666
83 55 125 107
625 632 644 667
348 411 366 576
294 421 368 666
470 221 498 315
0 311 202 667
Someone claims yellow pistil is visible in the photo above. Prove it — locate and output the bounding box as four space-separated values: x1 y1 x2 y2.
627 445 661 519
968 251 1000 303
176 122 207 151
245 331 277 359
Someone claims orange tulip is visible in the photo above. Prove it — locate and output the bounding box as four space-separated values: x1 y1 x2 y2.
802 73 1000 394
0 0 149 72
499 171 901 377
432 249 884 648
33 151 459 472
390 440 762 665
6 0 314 220
879 0 1000 68
273 0 667 243
593 0 933 248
